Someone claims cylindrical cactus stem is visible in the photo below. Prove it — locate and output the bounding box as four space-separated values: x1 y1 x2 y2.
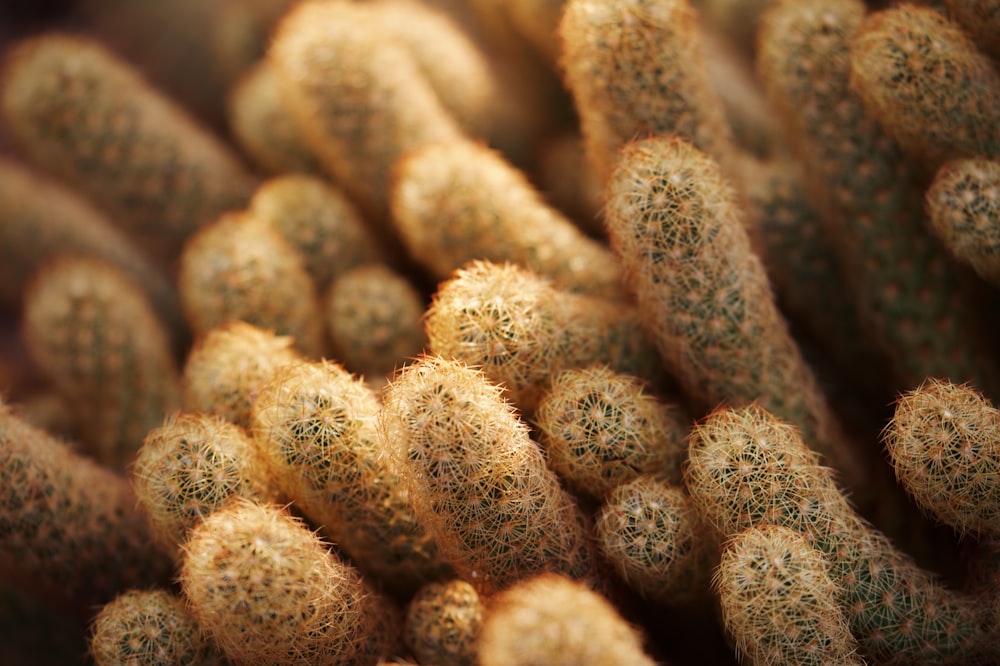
179 500 399 666
0 404 172 620
849 4 1000 173
535 367 689 498
595 474 716 606
324 264 427 380
684 405 994 664
0 33 256 262
925 158 1000 289
177 210 325 357
22 256 181 471
506 0 568 62
251 360 450 594
181 321 305 429
715 525 865 666
380 355 600 595
269 0 463 218
603 136 867 493
943 0 1000 60
536 132 606 236
559 0 734 184
425 260 661 412
89 589 222 666
883 379 1000 537
227 60 323 176
477 573 658 666
404 579 484 666
249 174 385 292
391 138 624 300
133 413 279 558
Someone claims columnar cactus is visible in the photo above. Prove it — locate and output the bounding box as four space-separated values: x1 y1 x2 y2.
404 580 483 666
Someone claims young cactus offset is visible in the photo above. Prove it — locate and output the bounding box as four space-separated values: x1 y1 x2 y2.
404 579 483 666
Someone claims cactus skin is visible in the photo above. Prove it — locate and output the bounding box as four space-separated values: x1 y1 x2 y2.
89 589 221 666
178 211 325 358
391 139 623 300
425 260 660 412
380 356 599 595
685 405 993 665
849 4 1000 173
0 404 172 620
404 580 483 666
0 34 255 262
943 0 1000 60
478 573 657 666
249 174 384 291
179 500 399 666
715 525 864 666
536 132 606 236
535 367 688 498
603 137 866 493
182 321 305 429
251 360 450 594
0 580 88 666
133 413 278 558
925 158 1000 289
884 379 1000 537
22 257 181 471
595 475 716 606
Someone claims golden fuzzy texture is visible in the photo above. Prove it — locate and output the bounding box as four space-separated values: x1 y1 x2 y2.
133 413 278 557
507 0 568 61
535 367 688 497
182 321 305 429
179 500 398 666
392 139 623 299
478 573 656 666
380 356 598 595
178 211 325 358
251 360 450 593
0 34 255 262
89 589 221 666
22 257 180 471
715 525 863 666
404 580 483 666
884 379 1000 537
944 0 1000 59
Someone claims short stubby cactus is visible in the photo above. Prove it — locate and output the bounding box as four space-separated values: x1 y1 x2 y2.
595 475 716 606
178 210 325 358
380 355 599 594
715 525 864 666
849 4 1000 172
22 256 181 471
89 589 221 666
535 367 689 497
884 379 1000 537
477 573 657 666
0 33 255 261
391 138 623 300
925 158 1000 289
404 579 483 666
133 412 278 558
179 500 399 666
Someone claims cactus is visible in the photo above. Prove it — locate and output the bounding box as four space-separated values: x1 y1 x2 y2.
181 321 305 429
251 360 450 593
177 210 325 357
849 4 1000 173
380 355 599 594
133 412 278 557
22 256 181 471
89 589 221 666
715 525 864 666
404 579 483 666
925 158 1000 289
536 132 605 236
0 580 88 666
324 264 427 379
884 379 1000 537
595 474 716 606
0 33 255 262
179 499 399 666
391 138 623 299
943 0 1000 60
535 367 688 497
477 573 657 666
